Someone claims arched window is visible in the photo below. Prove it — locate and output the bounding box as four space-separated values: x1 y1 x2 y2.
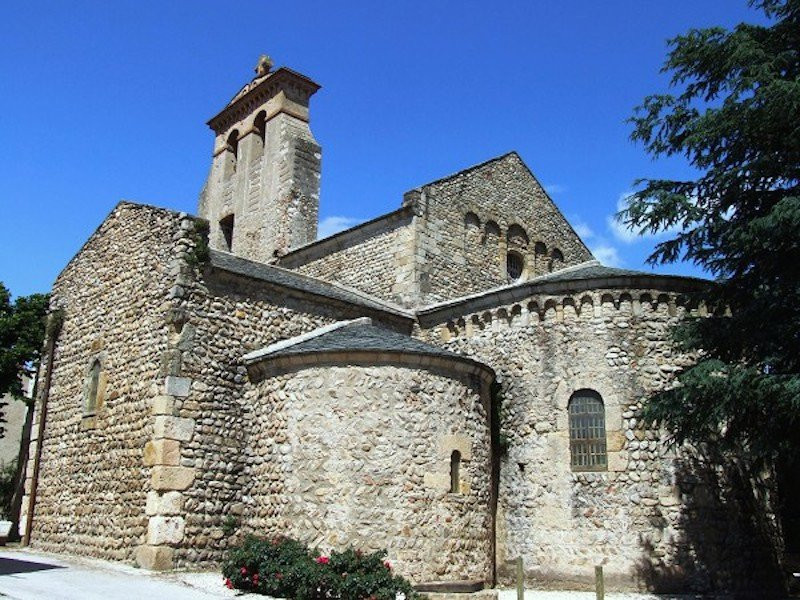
254 111 267 152
506 224 529 248
450 450 461 493
534 242 547 274
85 359 101 416
568 390 607 471
549 248 564 272
219 214 234 251
224 129 240 178
507 251 524 282
484 221 500 243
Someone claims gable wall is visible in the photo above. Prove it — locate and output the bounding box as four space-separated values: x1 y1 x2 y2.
283 210 417 306
413 154 593 305
23 203 182 561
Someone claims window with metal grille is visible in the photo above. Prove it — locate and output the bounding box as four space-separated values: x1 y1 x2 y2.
507 252 524 281
568 390 607 471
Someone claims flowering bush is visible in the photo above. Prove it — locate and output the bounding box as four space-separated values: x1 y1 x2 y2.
221 535 423 599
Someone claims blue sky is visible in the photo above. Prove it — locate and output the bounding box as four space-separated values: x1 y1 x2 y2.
0 1 767 297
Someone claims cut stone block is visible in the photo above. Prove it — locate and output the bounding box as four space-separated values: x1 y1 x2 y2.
151 466 195 491
164 376 191 397
143 439 181 466
146 491 184 516
136 545 174 571
146 516 185 545
153 416 194 441
151 395 175 416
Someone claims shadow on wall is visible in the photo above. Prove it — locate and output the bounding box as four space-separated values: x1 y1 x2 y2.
637 451 787 598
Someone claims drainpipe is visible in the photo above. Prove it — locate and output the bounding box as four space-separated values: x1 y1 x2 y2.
21 310 62 546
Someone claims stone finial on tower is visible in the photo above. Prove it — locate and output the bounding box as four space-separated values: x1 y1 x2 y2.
197 60 321 263
254 54 273 76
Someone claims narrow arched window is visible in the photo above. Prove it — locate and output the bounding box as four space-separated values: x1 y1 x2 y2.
85 359 101 416
549 248 564 272
450 450 461 493
534 242 547 274
568 390 607 471
219 214 234 251
507 251 524 282
224 129 240 178
254 111 267 152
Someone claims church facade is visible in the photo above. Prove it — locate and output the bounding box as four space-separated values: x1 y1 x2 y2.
18 60 774 593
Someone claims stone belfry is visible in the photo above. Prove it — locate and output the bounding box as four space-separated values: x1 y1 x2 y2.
198 55 321 262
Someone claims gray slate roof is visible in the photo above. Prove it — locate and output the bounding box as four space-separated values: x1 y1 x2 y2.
208 250 411 318
534 263 669 283
247 318 462 360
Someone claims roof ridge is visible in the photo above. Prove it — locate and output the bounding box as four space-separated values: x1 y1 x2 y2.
407 151 519 192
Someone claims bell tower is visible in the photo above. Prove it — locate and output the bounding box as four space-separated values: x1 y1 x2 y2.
198 56 321 262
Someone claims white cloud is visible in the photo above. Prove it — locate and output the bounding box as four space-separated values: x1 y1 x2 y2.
545 183 566 195
317 216 362 239
573 221 594 240
590 243 623 267
607 192 682 244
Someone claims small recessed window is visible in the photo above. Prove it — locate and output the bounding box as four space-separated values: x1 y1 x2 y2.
507 252 524 281
220 214 234 251
450 450 461 493
85 359 101 416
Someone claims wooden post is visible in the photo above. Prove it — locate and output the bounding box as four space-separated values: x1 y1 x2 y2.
595 565 604 600
516 556 524 600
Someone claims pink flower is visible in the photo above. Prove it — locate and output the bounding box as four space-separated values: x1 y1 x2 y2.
252 573 259 585
224 578 233 589
384 561 392 570
240 566 248 576
316 556 330 564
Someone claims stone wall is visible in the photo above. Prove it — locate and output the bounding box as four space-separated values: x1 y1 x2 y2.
150 244 414 569
280 153 594 308
21 203 183 562
416 285 724 590
280 208 416 306
410 153 594 305
243 361 494 585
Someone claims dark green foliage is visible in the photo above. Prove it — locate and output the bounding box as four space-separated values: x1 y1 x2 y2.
221 535 423 600
622 0 800 468
186 218 210 268
221 515 238 537
490 381 510 456
0 460 16 519
0 282 49 405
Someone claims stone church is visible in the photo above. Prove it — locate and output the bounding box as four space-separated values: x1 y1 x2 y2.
18 59 772 593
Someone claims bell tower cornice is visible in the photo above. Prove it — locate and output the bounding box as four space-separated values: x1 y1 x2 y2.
206 66 321 135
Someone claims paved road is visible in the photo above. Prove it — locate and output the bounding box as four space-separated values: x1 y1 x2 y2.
0 549 245 600
0 548 694 600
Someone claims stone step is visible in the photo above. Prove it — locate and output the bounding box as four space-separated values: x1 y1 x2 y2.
423 591 498 600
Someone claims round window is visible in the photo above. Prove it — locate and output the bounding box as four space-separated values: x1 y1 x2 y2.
507 252 524 281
